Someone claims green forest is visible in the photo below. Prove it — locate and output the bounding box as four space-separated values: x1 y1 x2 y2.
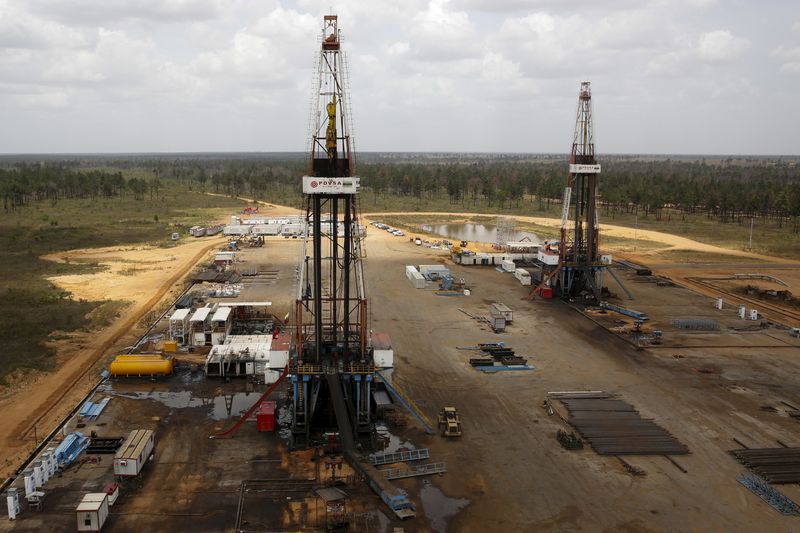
3 153 798 230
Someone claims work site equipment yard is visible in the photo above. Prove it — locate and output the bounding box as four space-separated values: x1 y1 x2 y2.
2 214 800 532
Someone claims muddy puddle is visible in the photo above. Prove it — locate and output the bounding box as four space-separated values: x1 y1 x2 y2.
420 480 470 532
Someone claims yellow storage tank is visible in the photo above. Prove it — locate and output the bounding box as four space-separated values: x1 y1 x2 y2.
109 355 174 377
163 341 178 353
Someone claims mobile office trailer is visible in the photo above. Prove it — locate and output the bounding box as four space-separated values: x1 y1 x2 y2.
190 306 214 346
501 259 516 273
211 306 233 345
76 493 109 532
113 430 154 478
169 308 191 344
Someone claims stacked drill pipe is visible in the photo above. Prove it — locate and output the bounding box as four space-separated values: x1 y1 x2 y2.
467 345 528 367
560 397 689 455
731 448 800 484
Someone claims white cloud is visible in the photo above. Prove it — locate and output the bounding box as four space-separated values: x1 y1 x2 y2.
26 0 225 25
771 45 800 73
407 0 480 61
0 0 796 153
386 42 410 56
696 30 750 62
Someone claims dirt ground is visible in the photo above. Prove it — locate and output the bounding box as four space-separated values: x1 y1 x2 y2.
4 204 800 531
360 223 800 531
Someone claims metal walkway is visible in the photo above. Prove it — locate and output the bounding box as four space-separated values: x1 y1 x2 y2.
376 371 435 434
382 462 446 480
370 448 430 466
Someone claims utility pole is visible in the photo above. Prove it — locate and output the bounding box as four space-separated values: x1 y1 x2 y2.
749 216 754 251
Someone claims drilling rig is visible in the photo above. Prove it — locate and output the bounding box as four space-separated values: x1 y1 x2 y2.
291 15 373 449
557 81 606 300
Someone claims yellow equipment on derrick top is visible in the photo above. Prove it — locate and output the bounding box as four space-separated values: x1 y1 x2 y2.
326 95 337 159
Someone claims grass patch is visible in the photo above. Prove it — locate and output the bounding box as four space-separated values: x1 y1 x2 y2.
84 300 131 330
0 181 246 382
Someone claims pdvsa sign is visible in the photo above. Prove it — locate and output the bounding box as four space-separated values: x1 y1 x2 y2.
302 176 361 194
569 164 601 174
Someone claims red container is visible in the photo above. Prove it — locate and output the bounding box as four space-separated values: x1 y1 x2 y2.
257 401 276 432
539 287 554 299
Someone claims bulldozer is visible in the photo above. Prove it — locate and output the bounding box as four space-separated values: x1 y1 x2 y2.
438 407 462 437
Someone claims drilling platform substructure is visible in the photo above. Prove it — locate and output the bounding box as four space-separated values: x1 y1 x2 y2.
557 81 606 300
291 15 374 449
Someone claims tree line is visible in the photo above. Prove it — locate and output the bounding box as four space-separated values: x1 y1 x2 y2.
2 154 799 232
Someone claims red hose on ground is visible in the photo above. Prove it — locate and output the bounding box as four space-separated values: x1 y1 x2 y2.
209 365 289 439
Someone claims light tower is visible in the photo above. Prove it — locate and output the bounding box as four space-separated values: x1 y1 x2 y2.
292 15 373 448
558 81 604 299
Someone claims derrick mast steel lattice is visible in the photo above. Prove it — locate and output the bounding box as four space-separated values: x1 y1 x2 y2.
558 81 604 299
292 16 372 446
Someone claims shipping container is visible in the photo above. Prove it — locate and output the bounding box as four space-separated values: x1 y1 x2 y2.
405 266 426 289
501 259 516 273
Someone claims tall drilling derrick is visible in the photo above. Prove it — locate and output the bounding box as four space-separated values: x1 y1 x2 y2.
292 15 372 448
558 81 604 299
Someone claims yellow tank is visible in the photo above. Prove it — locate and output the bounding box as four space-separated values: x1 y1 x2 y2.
110 355 174 377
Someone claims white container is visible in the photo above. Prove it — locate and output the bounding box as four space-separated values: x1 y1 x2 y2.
749 309 759 320
600 254 613 265
252 224 282 236
114 430 154 477
463 289 471 296
405 266 425 289
371 333 394 368
738 305 746 319
223 224 252 236
537 249 560 266
264 369 282 384
32 461 43 489
419 265 450 277
501 260 516 273
7 488 19 520
268 350 289 369
22 470 34 498
490 303 513 323
76 493 109 532
714 298 723 310
514 268 532 286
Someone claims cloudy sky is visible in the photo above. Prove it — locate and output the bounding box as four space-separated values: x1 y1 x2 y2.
0 0 798 154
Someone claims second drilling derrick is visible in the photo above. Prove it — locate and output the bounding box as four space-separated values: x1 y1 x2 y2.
292 15 373 449
557 81 605 299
